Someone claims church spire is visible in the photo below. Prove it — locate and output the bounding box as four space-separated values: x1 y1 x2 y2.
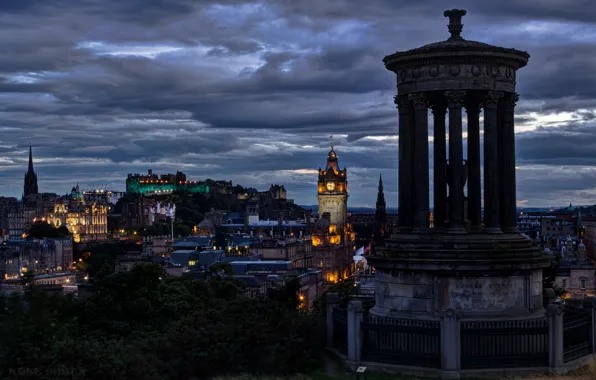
28 145 34 172
375 175 387 229
23 145 39 198
372 174 388 255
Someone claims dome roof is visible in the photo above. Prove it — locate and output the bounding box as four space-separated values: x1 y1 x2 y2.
383 9 529 70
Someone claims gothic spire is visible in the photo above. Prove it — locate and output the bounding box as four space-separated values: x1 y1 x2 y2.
23 145 38 198
28 145 34 172
372 174 388 254
375 175 387 230
376 175 386 212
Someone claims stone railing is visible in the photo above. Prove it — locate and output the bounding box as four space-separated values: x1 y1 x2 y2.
326 294 596 378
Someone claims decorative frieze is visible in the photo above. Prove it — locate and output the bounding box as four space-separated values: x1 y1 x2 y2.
397 63 517 84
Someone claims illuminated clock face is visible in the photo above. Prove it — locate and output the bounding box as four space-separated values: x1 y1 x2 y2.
326 182 336 191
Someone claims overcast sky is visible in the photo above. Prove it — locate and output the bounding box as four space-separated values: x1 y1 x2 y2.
0 1 595 207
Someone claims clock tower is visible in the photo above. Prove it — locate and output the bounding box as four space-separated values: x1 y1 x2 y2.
317 146 348 225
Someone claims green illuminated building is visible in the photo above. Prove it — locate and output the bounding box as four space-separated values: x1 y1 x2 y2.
126 169 210 195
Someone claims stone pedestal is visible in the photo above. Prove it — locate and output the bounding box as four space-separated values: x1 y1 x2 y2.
368 232 550 320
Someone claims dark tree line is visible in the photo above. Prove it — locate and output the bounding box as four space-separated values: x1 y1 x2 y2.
27 222 70 239
0 264 325 380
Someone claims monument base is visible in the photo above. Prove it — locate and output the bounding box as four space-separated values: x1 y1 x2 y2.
367 232 551 319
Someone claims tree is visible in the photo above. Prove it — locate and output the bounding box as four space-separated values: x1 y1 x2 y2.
268 278 301 311
0 265 326 379
173 223 191 237
57 225 70 236
27 222 70 239
207 263 233 279
83 243 120 277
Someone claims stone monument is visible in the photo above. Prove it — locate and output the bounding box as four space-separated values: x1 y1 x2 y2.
368 9 551 319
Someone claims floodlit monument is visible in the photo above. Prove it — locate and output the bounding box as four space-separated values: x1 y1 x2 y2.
368 8 550 320
327 10 596 378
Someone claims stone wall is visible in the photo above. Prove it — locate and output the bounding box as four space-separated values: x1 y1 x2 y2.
372 268 544 318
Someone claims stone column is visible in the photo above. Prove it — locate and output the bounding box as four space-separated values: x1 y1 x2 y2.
408 93 430 232
466 99 482 231
440 308 461 375
547 304 564 370
396 95 413 231
483 91 504 233
446 90 466 233
326 293 339 348
499 93 520 233
347 300 363 366
432 101 447 229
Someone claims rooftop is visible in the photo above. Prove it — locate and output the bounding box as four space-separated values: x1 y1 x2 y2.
383 8 529 69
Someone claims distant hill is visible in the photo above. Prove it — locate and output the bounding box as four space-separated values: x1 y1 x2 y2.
299 205 398 214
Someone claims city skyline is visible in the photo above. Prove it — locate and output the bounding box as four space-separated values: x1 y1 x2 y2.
0 1 594 207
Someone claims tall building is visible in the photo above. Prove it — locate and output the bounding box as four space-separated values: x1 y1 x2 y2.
374 175 387 235
23 146 38 198
312 147 355 284
317 146 348 225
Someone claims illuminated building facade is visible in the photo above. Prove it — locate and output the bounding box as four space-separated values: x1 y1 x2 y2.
44 186 108 243
1 238 73 280
83 189 126 205
317 146 348 225
126 169 210 195
313 147 356 284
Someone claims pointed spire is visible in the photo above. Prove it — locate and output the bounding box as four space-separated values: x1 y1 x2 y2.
373 174 388 253
28 145 34 172
375 174 387 228
24 145 38 197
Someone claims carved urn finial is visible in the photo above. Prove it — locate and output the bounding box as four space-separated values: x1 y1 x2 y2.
443 9 467 41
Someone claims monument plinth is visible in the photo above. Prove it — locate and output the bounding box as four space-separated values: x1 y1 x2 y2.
368 9 550 319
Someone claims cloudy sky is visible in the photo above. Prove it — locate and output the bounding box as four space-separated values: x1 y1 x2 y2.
0 1 595 207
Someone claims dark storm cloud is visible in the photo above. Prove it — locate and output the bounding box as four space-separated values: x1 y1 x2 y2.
517 45 596 101
272 0 596 24
0 0 595 206
0 0 196 22
518 122 596 166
